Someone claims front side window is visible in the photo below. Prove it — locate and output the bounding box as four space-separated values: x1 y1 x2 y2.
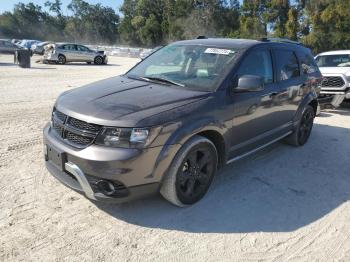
127 44 238 91
236 49 273 84
300 53 319 74
316 54 350 67
77 45 89 52
275 50 300 81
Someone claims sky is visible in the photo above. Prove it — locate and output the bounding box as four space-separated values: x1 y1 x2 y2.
0 0 124 14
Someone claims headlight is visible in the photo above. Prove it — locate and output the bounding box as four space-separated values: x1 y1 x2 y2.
345 75 350 82
95 127 161 148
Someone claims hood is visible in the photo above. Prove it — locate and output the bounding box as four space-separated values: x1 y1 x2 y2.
319 67 350 76
56 76 209 127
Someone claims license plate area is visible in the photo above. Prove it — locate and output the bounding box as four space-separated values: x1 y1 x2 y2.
46 144 66 171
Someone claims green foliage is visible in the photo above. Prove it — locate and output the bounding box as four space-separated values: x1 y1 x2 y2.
0 0 119 44
0 0 349 53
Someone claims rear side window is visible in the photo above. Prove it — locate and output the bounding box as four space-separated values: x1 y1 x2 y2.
62 44 76 51
275 50 300 81
300 53 319 74
236 50 273 84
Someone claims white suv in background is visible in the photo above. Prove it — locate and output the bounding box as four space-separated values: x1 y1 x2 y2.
315 50 350 107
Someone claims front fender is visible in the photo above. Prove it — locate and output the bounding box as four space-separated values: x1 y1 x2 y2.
151 117 228 183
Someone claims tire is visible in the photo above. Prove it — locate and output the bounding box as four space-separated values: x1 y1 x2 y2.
94 56 103 65
160 136 218 207
57 54 66 65
285 105 315 146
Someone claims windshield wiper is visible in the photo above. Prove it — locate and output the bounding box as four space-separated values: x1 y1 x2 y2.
140 76 185 87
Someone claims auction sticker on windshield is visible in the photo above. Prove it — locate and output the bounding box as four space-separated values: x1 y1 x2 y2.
204 48 235 55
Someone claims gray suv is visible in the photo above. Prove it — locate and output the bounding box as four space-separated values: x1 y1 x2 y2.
43 38 321 206
44 43 108 65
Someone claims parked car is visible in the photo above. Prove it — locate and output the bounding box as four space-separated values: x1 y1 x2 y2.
31 41 52 55
0 39 25 54
43 43 108 65
18 39 41 49
139 46 163 59
44 37 321 206
315 50 350 106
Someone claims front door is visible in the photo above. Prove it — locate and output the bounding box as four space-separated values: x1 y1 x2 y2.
228 48 288 158
76 45 94 62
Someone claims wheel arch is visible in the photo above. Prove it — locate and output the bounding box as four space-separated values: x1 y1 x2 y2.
153 119 228 184
293 92 318 123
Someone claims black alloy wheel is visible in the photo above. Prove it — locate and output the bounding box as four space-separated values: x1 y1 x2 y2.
175 143 216 205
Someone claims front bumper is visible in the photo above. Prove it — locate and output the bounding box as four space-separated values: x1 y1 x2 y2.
43 123 178 203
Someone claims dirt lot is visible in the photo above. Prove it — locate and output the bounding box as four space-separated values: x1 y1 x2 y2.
0 54 350 261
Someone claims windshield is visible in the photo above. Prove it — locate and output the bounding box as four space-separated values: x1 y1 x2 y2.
316 54 350 67
127 44 238 91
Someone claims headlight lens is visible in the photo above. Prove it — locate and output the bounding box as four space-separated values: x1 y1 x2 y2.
95 127 161 148
345 75 350 82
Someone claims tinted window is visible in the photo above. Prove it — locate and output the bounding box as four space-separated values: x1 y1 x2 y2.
77 45 89 52
300 53 319 74
236 50 273 84
275 50 300 81
62 44 76 51
316 54 350 67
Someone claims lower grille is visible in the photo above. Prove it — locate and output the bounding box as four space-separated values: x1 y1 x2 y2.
321 76 345 88
65 131 94 146
51 109 100 148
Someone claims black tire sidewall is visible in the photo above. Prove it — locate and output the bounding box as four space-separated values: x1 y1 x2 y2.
297 105 315 146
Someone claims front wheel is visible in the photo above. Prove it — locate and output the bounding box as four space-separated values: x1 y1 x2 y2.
160 136 218 207
285 105 315 146
94 56 103 65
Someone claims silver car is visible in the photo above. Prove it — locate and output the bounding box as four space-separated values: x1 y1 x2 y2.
44 43 108 65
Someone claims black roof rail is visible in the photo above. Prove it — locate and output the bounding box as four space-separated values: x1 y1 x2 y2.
260 37 302 46
196 35 208 39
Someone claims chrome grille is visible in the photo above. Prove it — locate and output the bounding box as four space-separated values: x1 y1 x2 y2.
321 76 345 88
51 109 101 148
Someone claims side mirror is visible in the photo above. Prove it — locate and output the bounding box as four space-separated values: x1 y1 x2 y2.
234 75 264 93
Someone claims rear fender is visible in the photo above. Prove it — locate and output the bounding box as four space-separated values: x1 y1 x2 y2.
293 91 318 126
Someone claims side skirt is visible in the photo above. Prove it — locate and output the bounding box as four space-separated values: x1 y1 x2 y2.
226 131 292 164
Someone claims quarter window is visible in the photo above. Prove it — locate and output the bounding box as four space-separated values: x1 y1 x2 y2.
275 50 300 81
236 50 273 84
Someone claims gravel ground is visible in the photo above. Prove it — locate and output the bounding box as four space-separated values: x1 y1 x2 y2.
0 54 350 261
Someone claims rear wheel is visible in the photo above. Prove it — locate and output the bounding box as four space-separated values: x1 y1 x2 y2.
57 54 66 65
94 56 103 65
160 136 218 207
285 105 315 146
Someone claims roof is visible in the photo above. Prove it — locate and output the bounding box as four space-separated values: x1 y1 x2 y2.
172 38 307 51
317 50 350 56
172 38 261 50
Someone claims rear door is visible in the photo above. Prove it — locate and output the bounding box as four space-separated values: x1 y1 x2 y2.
61 44 78 61
273 49 303 122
